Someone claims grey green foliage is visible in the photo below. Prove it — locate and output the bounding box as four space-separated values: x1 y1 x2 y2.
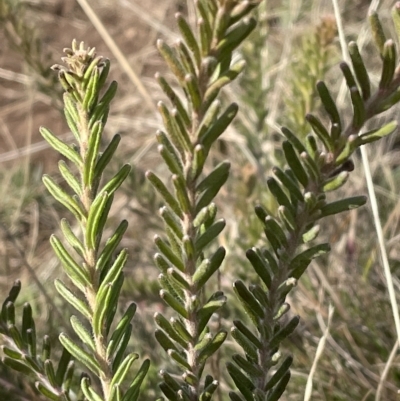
1 40 149 401
1 1 400 401
148 1 259 399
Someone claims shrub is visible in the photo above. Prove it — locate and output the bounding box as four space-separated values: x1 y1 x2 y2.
1 1 400 400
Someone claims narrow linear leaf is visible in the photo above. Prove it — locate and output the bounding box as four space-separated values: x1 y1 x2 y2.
59 334 101 375
55 279 91 320
40 127 82 167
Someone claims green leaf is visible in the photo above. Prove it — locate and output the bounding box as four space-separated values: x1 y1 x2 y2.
63 93 80 141
96 249 128 294
35 382 60 401
156 127 185 165
111 353 139 387
319 196 367 217
176 12 201 66
339 61 357 89
160 290 188 319
267 177 294 213
100 164 131 198
230 327 258 361
200 104 238 151
216 17 257 56
55 347 72 387
323 171 349 192
81 377 104 401
348 42 371 100
233 320 262 349
160 207 184 240
266 371 291 401
93 281 116 336
349 86 366 129
83 65 100 111
229 1 257 24
90 81 118 127
246 248 272 289
157 39 186 82
40 127 82 167
196 100 221 140
158 143 185 179
96 220 128 272
189 145 207 183
168 349 191 370
278 205 296 232
228 392 244 401
193 247 226 289
168 268 191 291
154 235 184 272
58 160 81 196
198 330 227 363
21 303 34 345
70 315 95 351
197 292 227 333
112 324 133 372
43 175 85 221
59 333 101 375
316 81 342 136
197 0 213 52
196 163 230 213
86 192 109 250
159 382 178 401
269 316 300 348
2 346 22 360
44 359 58 387
232 354 263 378
202 61 246 110
159 272 185 303
272 166 304 203
155 328 181 353
264 216 288 252
369 11 386 55
200 379 219 401
282 141 308 188
302 224 320 243
50 235 90 291
107 302 137 359
265 355 293 391
226 362 255 401
2 356 32 375
233 281 264 322
94 133 121 180
60 218 85 258
356 121 398 146
122 359 150 401
154 312 188 349
197 159 230 192
169 175 190 215
280 127 306 154
185 73 202 110
84 121 103 185
195 219 226 252
61 359 75 394
146 171 183 218
55 279 91 320
170 317 192 343
305 114 333 151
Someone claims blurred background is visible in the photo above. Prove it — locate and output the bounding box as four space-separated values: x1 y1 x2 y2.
0 0 399 399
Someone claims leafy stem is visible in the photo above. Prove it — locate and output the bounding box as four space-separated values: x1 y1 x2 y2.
229 5 400 400
148 1 260 400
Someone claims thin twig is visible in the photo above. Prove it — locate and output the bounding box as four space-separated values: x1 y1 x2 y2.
375 340 399 401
